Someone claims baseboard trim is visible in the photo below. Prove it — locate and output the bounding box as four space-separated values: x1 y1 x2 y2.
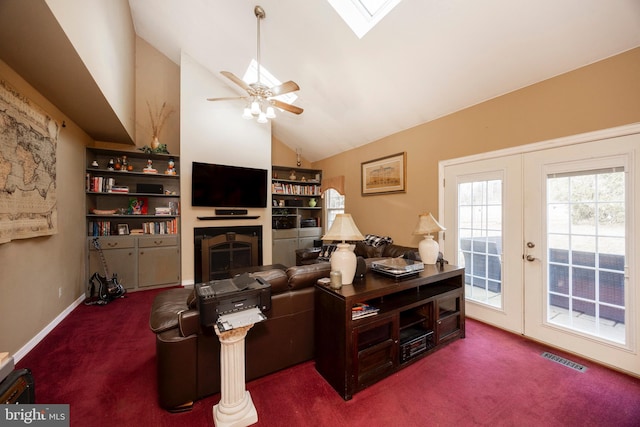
14 294 86 363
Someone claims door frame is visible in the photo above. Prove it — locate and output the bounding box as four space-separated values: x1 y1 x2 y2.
438 123 640 375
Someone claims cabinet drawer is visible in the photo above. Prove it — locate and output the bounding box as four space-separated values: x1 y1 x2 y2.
298 227 322 238
273 229 298 239
138 235 178 248
88 236 135 250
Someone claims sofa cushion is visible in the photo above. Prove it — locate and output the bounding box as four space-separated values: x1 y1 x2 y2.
354 241 385 258
287 263 331 290
382 244 418 258
150 288 193 333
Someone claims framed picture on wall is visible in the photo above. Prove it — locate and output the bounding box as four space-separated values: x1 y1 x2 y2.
361 152 406 196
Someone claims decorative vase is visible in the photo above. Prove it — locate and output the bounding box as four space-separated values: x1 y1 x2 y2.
418 234 439 264
308 198 317 207
289 171 296 180
151 136 160 150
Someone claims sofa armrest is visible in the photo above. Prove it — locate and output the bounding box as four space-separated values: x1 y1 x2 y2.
287 263 331 290
150 288 193 334
295 247 322 265
178 309 201 337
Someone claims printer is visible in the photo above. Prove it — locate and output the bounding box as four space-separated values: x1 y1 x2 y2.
195 272 271 332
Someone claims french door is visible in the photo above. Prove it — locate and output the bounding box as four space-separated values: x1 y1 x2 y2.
442 155 524 334
442 129 640 375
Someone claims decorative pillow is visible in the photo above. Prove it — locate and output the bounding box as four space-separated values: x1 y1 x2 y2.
318 244 338 261
364 234 393 247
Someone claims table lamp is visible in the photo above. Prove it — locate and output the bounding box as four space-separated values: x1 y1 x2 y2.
322 214 365 285
413 212 446 264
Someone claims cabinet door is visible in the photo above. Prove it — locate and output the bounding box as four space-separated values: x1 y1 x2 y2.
88 238 136 290
435 292 462 344
273 238 297 267
138 244 180 287
353 315 398 391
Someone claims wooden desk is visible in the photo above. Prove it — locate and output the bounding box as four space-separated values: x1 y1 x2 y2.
314 264 465 400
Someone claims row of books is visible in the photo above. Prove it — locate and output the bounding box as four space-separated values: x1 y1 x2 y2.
88 218 178 236
272 183 321 196
142 219 179 235
352 303 379 320
86 174 129 193
88 221 114 236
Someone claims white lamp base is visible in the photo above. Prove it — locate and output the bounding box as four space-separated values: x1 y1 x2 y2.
330 243 357 285
418 235 439 264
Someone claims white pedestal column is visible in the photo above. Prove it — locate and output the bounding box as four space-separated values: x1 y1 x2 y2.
213 324 258 427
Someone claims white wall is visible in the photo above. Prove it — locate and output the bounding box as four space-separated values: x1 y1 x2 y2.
46 0 136 139
179 53 272 285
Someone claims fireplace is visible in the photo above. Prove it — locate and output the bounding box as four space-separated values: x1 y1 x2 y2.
194 226 263 282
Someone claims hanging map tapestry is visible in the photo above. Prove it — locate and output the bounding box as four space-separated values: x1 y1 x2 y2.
0 79 58 244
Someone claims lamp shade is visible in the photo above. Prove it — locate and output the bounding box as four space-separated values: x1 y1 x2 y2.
412 212 446 236
412 212 446 264
322 214 364 285
322 214 365 242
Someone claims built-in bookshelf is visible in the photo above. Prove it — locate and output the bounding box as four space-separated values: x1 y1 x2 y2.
271 165 323 266
85 147 181 291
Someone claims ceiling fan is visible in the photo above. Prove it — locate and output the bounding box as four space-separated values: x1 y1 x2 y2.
207 5 303 122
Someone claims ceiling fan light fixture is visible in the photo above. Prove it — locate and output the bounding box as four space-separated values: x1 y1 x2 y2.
250 99 261 115
266 105 276 119
208 5 302 121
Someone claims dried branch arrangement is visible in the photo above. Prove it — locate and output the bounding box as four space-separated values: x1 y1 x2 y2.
147 101 174 137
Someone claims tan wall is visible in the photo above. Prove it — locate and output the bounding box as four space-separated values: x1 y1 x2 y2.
134 37 181 153
272 136 312 169
313 48 640 247
0 59 91 356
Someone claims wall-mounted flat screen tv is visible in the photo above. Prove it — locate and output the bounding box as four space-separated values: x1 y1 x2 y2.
191 162 268 208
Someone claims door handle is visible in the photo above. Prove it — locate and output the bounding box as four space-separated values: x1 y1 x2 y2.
525 242 537 261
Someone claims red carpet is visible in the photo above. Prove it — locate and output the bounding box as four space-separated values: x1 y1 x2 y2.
16 287 640 426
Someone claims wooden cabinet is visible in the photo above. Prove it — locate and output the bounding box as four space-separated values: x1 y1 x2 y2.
85 147 181 290
137 236 181 288
88 236 136 290
272 165 323 267
315 265 465 400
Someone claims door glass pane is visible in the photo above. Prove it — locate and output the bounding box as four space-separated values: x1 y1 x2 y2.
458 179 503 308
546 169 626 344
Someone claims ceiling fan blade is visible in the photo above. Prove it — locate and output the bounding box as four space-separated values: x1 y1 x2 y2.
206 96 247 102
272 99 304 115
220 71 251 92
270 80 300 96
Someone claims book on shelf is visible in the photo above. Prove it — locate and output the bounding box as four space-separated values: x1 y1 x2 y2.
352 303 379 320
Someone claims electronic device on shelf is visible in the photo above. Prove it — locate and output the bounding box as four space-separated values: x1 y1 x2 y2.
371 258 424 278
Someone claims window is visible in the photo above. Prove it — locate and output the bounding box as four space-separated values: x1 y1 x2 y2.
328 0 403 38
324 189 345 230
458 179 503 309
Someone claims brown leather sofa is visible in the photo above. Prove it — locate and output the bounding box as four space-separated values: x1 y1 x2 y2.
149 262 332 411
296 241 420 265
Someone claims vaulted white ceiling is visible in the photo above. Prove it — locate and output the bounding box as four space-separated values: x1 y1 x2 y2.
128 0 640 161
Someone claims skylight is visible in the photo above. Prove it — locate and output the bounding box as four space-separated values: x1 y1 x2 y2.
242 59 298 105
328 0 402 38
